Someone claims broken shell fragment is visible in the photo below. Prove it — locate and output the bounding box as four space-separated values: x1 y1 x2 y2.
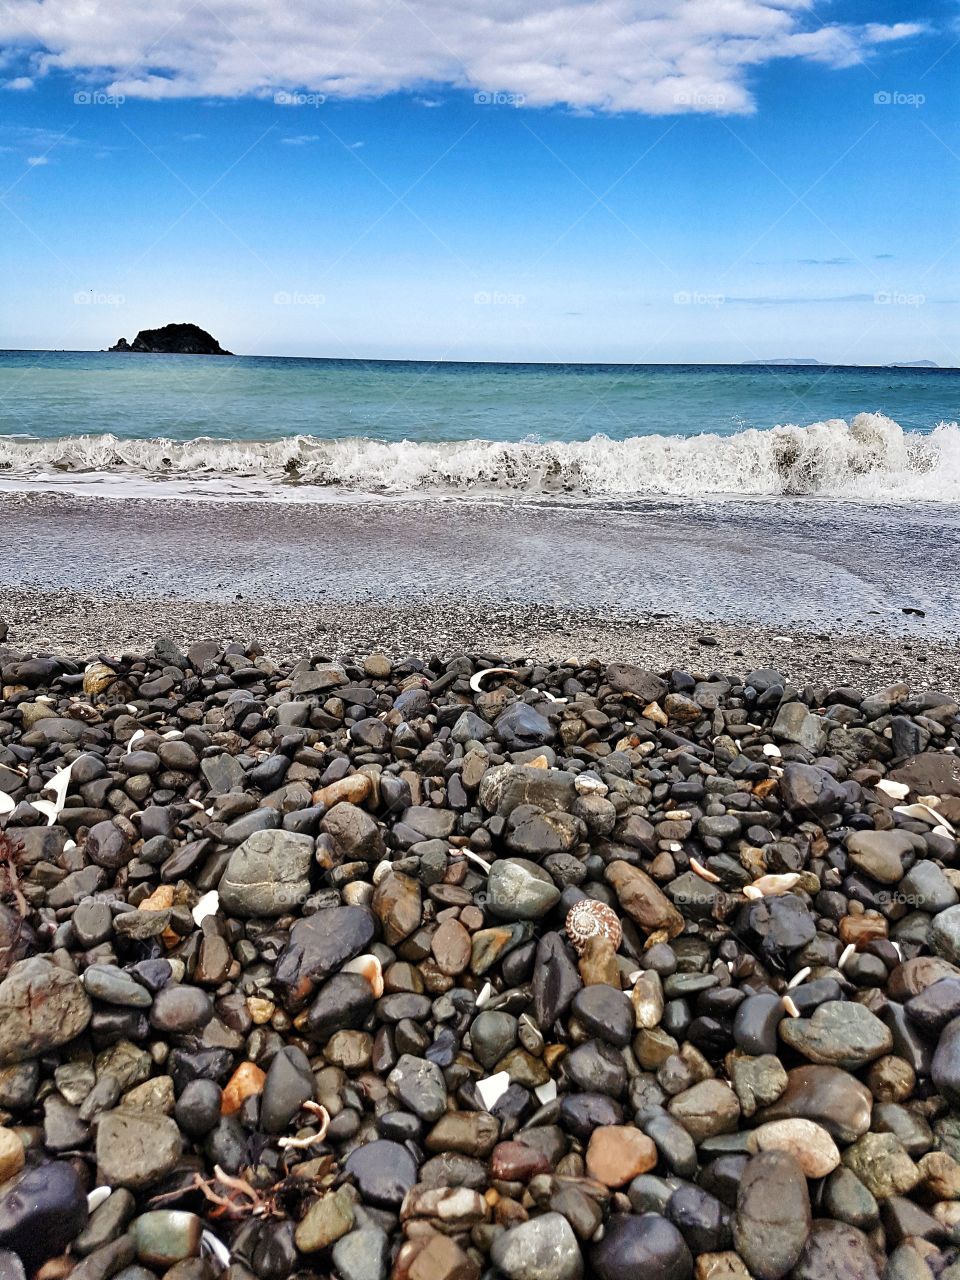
469 666 518 693
743 872 800 900
83 661 117 698
341 953 384 997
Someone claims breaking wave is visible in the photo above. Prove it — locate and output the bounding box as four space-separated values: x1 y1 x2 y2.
0 413 957 502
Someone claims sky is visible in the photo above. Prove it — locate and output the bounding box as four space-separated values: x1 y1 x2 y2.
0 0 957 364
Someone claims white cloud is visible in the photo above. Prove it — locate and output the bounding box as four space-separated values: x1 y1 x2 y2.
26 154 48 164
4 75 34 89
0 0 924 115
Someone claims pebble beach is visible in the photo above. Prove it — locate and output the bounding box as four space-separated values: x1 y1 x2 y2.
0 635 959 1280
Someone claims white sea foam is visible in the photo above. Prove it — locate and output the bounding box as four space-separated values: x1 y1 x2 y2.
0 413 957 502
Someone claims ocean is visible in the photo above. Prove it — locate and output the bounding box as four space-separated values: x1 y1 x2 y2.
0 352 958 503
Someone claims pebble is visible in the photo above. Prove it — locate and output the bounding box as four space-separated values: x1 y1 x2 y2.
0 644 957 1280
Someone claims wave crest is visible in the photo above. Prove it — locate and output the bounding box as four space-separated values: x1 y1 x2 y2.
0 413 956 501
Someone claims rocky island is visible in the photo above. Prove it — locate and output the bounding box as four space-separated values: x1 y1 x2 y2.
109 323 232 355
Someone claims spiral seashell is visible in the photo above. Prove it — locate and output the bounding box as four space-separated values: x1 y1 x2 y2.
565 900 622 956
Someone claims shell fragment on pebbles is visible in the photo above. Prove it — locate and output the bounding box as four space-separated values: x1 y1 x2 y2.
87 1186 112 1213
787 967 812 990
33 761 76 826
838 943 857 970
565 900 622 956
574 772 608 797
126 729 145 753
201 1231 231 1269
743 872 800 900
535 1079 557 1105
475 982 493 1010
468 667 517 693
192 890 220 927
476 1072 511 1112
690 857 721 884
877 779 910 800
0 793 14 818
462 849 493 874
372 860 393 886
341 953 384 998
894 803 955 834
781 996 801 1018
762 743 782 758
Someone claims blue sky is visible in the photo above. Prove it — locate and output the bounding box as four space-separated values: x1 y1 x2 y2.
0 0 957 363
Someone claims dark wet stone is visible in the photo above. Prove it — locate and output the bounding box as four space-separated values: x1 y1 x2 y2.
733 992 786 1056
343 1139 418 1209
757 1065 872 1143
0 957 91 1064
0 1161 88 1271
932 1016 960 1105
273 907 377 1003
590 1213 692 1280
260 1045 315 1133
490 1212 584 1280
666 1184 731 1254
790 1219 881 1280
734 1150 811 1280
150 985 213 1033
906 978 960 1035
564 1040 626 1097
571 984 633 1047
779 1001 893 1069
494 702 555 751
532 932 582 1031
560 1093 624 1141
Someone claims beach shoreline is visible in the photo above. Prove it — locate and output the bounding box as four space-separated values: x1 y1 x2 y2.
1 585 957 694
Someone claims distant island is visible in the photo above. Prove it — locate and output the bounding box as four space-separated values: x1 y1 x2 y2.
743 358 821 366
109 323 232 355
889 360 939 368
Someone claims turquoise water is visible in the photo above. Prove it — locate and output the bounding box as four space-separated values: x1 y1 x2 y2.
0 352 957 499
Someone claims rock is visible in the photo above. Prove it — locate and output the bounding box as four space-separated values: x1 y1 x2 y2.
0 1131 23 1186
746 1119 841 1177
331 1228 389 1280
0 1161 89 1270
532 932 582 1030
109 323 232 355
426 1111 499 1158
930 906 960 965
150 985 213 1034
372 872 422 946
132 1211 202 1267
846 831 917 885
733 1151 810 1280
789 1219 881 1280
387 1055 447 1121
217 830 313 917
294 1189 355 1252
757 1065 872 1143
571 983 633 1046
490 1212 584 1280
932 1016 960 1104
343 1140 418 1208
779 1001 893 1069
586 1126 658 1187
605 665 668 703
0 957 92 1064
260 1046 315 1133
486 859 561 920
841 1133 919 1199
889 752 960 797
780 764 847 814
95 1110 182 1188
320 803 386 862
494 703 555 751
606 860 684 938
772 702 825 753
273 907 377 1000
668 1080 741 1144
591 1213 692 1280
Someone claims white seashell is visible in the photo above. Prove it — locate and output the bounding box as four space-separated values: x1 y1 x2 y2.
541 692 567 703
469 667 517 693
781 996 801 1018
763 743 782 758
31 800 60 826
690 857 721 884
535 1079 557 1105
0 792 14 818
126 729 145 753
341 953 384 998
876 779 910 800
894 803 955 834
40 760 75 822
838 943 856 970
200 1230 231 1268
162 729 184 739
664 809 689 821
462 849 492 874
187 798 206 810
192 890 220 926
476 1071 511 1111
64 839 77 851
87 1186 112 1212
744 872 800 899
126 704 138 715
372 859 393 885
36 696 55 705
475 981 493 1009
787 967 811 990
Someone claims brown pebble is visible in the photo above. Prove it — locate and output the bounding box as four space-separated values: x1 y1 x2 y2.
585 1125 657 1187
221 1061 266 1115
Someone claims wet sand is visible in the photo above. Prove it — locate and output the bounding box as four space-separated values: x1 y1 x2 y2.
0 490 956 690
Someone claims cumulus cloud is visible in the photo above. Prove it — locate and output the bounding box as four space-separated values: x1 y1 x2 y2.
0 0 924 114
